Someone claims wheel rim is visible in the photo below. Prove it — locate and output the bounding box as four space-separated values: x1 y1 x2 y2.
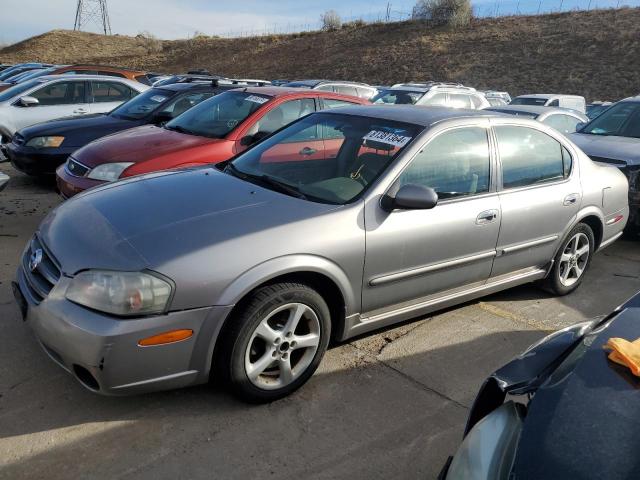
244 302 321 390
558 232 590 287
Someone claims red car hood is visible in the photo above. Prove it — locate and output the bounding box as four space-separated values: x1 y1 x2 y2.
72 125 225 168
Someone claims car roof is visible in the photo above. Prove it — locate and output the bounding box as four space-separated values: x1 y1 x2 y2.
234 86 353 97
286 79 370 87
154 82 229 92
318 104 490 126
514 93 584 99
35 74 142 83
60 64 146 73
486 105 585 117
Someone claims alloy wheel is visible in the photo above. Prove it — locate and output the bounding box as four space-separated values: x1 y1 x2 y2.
244 302 321 390
558 232 590 287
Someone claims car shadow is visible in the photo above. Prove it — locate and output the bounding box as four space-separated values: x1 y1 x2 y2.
0 328 545 480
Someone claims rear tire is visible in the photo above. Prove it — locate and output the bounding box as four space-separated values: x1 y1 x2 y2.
217 282 331 403
543 223 595 296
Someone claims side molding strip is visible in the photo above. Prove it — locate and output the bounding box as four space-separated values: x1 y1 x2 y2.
500 235 558 255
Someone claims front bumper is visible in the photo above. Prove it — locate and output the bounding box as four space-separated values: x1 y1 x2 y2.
56 163 106 199
14 264 233 395
6 143 75 176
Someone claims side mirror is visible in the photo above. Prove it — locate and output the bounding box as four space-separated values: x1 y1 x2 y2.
153 112 173 125
240 131 269 146
382 184 438 211
18 96 39 107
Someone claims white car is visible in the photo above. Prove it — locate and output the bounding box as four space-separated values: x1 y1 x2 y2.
0 75 149 144
373 83 491 109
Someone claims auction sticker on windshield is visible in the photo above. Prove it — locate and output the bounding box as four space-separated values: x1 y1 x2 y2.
245 95 270 104
363 130 412 147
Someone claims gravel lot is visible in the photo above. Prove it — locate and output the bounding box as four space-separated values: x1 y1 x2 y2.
1 162 639 480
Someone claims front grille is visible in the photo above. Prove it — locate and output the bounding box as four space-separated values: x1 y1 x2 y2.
21 236 61 304
12 133 24 146
66 157 90 177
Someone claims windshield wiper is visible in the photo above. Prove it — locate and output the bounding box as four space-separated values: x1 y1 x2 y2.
224 164 306 199
165 124 195 135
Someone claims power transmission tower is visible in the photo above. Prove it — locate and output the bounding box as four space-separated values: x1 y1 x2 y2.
74 0 112 35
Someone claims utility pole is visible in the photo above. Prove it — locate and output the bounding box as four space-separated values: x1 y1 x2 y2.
74 0 112 35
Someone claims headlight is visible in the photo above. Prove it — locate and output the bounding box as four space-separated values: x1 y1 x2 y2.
87 162 134 182
66 270 172 316
25 136 65 148
446 402 524 480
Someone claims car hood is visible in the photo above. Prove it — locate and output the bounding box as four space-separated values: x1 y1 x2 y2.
511 294 640 479
570 133 640 166
38 167 344 307
19 114 139 148
71 124 221 167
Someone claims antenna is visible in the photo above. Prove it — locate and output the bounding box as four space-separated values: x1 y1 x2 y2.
74 0 112 35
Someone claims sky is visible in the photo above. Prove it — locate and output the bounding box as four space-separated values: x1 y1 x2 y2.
0 0 634 44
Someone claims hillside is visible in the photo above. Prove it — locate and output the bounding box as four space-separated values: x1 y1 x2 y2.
1 8 639 100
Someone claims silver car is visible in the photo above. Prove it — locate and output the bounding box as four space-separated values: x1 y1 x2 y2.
485 105 589 135
373 83 491 109
13 106 628 402
0 75 149 144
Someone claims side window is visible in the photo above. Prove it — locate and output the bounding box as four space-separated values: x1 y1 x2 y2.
249 98 315 135
495 126 565 189
399 127 491 199
159 92 215 118
31 81 86 105
423 92 448 106
547 99 560 107
543 114 581 134
470 95 484 109
562 146 572 177
356 87 376 99
449 93 473 109
320 98 358 110
91 82 134 103
334 85 358 97
315 84 334 92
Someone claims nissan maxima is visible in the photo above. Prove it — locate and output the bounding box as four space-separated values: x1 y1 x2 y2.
13 106 628 402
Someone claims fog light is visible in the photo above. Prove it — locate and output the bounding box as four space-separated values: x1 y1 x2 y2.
138 329 193 346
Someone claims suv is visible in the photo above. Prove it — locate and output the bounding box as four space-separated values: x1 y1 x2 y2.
0 74 148 147
7 80 236 176
56 87 369 197
372 82 490 109
510 94 586 113
284 80 378 99
50 65 152 85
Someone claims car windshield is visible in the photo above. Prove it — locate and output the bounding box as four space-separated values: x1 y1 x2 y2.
0 78 43 102
371 89 425 105
226 112 422 204
510 97 549 106
486 108 538 119
164 91 272 138
111 88 175 120
580 101 640 138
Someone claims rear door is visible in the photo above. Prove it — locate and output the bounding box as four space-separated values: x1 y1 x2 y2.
88 80 137 113
14 80 88 131
490 122 580 278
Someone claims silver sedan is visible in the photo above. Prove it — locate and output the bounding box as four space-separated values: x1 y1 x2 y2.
13 105 628 402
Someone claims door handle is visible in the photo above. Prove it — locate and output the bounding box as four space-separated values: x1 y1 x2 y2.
299 147 316 156
476 209 498 225
563 193 580 206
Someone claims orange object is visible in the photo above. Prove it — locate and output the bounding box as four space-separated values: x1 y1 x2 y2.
138 329 193 346
603 337 640 376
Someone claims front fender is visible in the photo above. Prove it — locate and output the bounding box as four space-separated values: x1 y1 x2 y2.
215 254 359 315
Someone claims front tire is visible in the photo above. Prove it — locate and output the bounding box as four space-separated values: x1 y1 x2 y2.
218 282 331 403
543 223 595 296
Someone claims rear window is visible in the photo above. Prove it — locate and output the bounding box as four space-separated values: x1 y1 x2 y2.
510 97 549 106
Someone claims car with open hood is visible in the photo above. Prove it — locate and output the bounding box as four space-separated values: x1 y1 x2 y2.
571 97 640 233
55 87 369 197
7 80 235 176
14 105 628 402
441 291 640 480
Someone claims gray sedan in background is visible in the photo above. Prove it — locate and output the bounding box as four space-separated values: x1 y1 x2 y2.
13 106 628 402
486 105 589 135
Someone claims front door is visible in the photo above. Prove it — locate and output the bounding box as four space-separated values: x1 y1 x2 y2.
362 124 501 313
14 80 88 131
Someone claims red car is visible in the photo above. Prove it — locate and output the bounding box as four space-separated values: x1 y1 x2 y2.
56 87 369 197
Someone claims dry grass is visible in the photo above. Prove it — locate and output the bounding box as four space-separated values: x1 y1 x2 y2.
1 8 639 100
